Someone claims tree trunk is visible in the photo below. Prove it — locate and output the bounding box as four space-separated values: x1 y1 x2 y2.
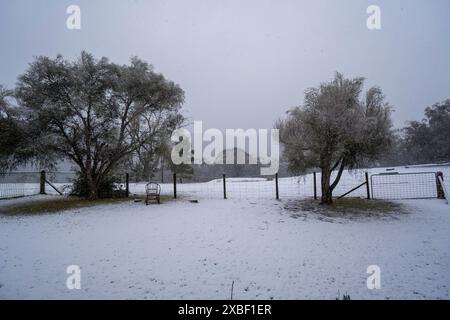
161 157 164 183
86 170 98 200
320 157 346 205
321 167 333 205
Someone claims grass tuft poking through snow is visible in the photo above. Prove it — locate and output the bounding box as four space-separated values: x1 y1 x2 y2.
0 195 174 216
284 198 405 219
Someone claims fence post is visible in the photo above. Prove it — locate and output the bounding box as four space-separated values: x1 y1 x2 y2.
173 173 177 199
125 173 129 198
40 170 46 194
275 173 279 200
223 174 227 199
365 172 371 200
313 172 317 200
436 171 445 199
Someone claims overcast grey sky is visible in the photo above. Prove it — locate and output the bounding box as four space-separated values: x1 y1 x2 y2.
1 0 449 130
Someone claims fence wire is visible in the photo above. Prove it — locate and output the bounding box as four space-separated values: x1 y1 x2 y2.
0 172 41 199
128 171 370 200
371 172 437 200
45 172 77 195
1 170 443 202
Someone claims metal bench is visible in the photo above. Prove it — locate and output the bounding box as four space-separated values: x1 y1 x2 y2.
145 182 161 205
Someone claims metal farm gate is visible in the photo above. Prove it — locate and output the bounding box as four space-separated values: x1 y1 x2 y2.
370 172 438 200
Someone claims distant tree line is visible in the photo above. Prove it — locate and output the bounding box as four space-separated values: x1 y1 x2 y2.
380 100 450 166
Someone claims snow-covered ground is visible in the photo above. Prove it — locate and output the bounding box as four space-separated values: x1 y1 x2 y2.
0 194 449 299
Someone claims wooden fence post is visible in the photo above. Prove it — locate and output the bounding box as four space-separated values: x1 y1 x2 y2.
223 174 227 199
275 173 279 200
125 173 129 197
365 172 371 200
173 173 177 199
313 171 317 200
436 171 445 199
40 170 46 194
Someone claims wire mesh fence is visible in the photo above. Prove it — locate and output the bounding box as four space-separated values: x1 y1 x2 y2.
370 172 438 200
127 171 370 200
137 170 438 201
0 171 78 199
127 171 221 199
0 172 42 199
312 171 368 199
1 169 444 202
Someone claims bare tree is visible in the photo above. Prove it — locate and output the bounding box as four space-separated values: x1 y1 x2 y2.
277 72 393 204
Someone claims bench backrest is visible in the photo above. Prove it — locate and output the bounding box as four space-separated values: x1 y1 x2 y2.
146 182 161 195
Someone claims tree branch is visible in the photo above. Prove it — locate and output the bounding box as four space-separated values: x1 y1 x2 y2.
330 157 346 191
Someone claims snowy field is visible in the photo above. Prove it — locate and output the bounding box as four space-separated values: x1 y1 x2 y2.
0 164 449 299
0 197 449 299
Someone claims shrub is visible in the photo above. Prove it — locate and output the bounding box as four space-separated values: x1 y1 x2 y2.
71 173 125 199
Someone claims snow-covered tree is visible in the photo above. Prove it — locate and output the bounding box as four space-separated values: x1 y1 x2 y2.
14 52 184 199
277 73 393 204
